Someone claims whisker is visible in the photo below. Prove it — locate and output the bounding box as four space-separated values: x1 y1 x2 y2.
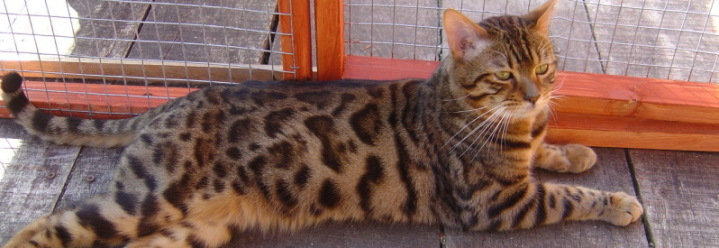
546 100 559 121
442 114 486 148
442 104 505 149
499 111 512 151
449 105 490 114
452 110 501 153
497 112 510 152
468 111 503 159
553 73 567 91
469 107 512 163
481 110 508 153
460 107 505 157
442 95 469 102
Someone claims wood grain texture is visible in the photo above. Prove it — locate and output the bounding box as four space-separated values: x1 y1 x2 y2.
553 71 719 125
67 0 152 58
278 0 313 79
0 80 198 119
585 0 719 83
0 0 148 60
0 59 282 84
226 222 440 247
344 0 442 61
547 112 719 152
126 0 276 67
53 147 123 211
630 149 719 247
343 55 438 80
0 119 81 245
314 0 345 80
444 148 647 247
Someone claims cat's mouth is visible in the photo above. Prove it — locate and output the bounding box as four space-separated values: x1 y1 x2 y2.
505 99 548 118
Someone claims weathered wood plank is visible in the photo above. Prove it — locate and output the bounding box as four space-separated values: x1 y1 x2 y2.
226 222 440 247
630 149 719 247
444 148 647 247
0 0 148 65
315 0 345 80
0 58 282 85
585 0 719 82
278 0 313 79
68 0 152 58
127 0 276 67
345 0 442 61
547 112 719 152
0 119 82 244
53 147 123 211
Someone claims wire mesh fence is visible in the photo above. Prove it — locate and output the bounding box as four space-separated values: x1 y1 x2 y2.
344 0 719 83
1 0 718 118
0 0 293 117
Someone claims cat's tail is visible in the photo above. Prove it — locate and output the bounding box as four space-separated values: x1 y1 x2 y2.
1 72 155 147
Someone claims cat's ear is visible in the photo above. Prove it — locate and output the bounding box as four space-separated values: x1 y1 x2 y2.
443 9 490 60
524 0 558 35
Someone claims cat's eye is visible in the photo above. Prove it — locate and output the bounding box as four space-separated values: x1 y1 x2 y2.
494 71 512 81
535 64 549 75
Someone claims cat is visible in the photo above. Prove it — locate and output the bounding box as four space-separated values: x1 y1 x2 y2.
1 0 642 247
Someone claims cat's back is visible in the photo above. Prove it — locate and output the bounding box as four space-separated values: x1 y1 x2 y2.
174 78 417 145
137 78 437 227
201 79 395 111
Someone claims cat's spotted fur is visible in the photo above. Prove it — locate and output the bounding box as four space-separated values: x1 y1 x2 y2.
2 1 642 247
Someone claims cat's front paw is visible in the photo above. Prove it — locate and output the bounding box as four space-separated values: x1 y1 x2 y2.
601 192 644 226
2 216 58 248
564 144 597 173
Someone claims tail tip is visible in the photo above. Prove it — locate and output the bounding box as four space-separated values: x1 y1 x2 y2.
2 71 23 93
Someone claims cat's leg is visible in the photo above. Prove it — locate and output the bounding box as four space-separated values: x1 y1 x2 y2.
3 195 144 248
475 182 643 231
3 187 190 248
3 156 184 247
533 143 597 173
123 193 259 248
123 219 237 248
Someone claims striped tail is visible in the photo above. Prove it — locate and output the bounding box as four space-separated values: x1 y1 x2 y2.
1 72 153 147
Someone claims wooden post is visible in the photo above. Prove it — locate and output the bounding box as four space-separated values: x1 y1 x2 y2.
315 0 345 80
278 0 312 80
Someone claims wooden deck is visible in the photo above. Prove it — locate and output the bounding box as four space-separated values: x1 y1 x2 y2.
1 0 719 247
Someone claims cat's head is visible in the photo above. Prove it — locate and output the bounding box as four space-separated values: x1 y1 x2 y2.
442 0 558 117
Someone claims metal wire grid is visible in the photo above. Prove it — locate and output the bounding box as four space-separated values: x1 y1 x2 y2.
344 0 719 83
0 0 294 117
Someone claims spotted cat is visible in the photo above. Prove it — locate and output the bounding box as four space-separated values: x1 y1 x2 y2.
2 0 642 247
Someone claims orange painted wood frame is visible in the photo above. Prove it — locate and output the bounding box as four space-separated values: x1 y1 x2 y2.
0 59 281 83
343 55 719 152
0 80 197 119
314 0 345 80
1 57 717 151
278 0 312 80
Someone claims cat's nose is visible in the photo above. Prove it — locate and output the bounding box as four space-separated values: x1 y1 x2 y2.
519 77 540 104
524 93 539 104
